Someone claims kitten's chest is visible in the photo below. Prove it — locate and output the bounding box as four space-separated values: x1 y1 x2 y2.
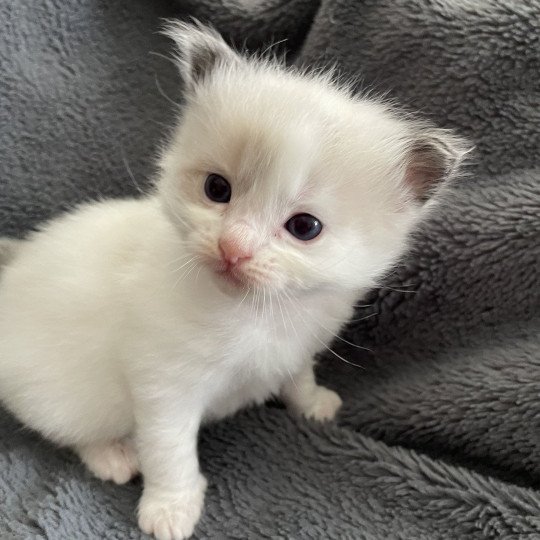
198 317 307 416
175 289 352 418
204 329 304 421
210 315 308 370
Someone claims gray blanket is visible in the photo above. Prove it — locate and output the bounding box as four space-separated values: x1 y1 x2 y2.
1 0 539 538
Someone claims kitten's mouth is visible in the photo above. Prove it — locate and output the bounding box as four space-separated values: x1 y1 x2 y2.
212 260 248 289
215 267 245 287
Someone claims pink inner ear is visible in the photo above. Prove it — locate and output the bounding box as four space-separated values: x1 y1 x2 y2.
404 144 446 203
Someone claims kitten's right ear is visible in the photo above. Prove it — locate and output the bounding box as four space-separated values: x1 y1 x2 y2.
162 21 240 90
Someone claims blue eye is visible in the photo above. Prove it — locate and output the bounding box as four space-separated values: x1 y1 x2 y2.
205 174 231 203
285 213 323 241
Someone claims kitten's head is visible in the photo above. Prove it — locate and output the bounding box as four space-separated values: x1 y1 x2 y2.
158 22 468 297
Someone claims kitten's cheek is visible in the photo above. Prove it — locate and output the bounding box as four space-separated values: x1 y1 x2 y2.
271 273 289 291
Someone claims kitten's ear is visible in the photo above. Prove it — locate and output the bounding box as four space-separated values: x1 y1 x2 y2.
162 21 239 90
403 127 470 204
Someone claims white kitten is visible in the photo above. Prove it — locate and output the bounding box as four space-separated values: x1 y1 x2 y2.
0 23 467 540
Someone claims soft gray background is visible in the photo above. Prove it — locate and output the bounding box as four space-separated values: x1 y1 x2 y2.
1 0 539 538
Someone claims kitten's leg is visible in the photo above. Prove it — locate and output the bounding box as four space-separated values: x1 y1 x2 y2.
136 401 206 540
281 362 342 422
77 438 139 484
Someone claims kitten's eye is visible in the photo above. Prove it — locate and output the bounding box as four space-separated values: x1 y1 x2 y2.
285 213 323 241
204 174 231 203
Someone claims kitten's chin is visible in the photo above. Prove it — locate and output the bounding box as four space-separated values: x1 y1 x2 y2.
213 271 245 296
210 268 249 297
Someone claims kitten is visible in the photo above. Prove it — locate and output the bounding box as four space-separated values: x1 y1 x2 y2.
0 22 467 540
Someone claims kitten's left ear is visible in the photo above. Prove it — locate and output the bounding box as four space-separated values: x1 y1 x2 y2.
403 127 471 204
162 21 240 90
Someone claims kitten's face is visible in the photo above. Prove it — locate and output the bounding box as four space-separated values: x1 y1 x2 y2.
158 24 466 297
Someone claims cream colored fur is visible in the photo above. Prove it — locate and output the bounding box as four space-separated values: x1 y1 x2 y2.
0 22 466 540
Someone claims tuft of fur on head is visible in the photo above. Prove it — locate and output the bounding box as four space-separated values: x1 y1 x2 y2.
157 21 470 296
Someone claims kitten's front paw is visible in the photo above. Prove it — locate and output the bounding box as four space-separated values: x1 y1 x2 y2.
138 476 207 540
302 386 343 422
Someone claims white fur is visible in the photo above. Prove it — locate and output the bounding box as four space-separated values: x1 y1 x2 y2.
0 23 466 540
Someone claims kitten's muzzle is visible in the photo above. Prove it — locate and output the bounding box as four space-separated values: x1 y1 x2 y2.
218 237 252 266
214 255 249 288
211 225 257 288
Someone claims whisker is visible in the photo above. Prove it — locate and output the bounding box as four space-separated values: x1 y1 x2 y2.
282 290 366 369
181 261 199 283
276 291 302 395
148 50 177 66
276 292 288 332
378 285 417 294
260 38 288 58
153 73 182 109
300 298 373 353
254 287 261 320
171 256 200 274
237 286 251 310
172 260 197 290
195 265 202 285
316 250 351 274
120 150 146 195
341 312 379 324
280 291 302 345
322 309 378 323
166 253 194 267
266 289 272 324
165 198 192 229
249 285 258 320
326 331 372 352
300 308 373 352
286 367 300 394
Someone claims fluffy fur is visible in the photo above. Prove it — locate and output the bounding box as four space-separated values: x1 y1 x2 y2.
0 22 467 540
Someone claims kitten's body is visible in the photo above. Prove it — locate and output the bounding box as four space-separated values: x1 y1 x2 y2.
0 23 467 540
0 197 348 445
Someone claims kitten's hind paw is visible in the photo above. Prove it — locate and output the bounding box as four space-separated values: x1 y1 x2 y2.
77 438 139 484
302 386 343 422
138 476 207 540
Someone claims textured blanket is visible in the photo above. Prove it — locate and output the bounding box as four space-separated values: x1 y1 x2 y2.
1 0 539 538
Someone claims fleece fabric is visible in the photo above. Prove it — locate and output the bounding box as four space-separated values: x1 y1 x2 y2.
0 0 539 538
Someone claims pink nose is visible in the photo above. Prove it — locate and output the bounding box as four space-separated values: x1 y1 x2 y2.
219 237 252 266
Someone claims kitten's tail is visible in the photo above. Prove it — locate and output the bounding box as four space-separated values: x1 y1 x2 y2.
0 238 23 269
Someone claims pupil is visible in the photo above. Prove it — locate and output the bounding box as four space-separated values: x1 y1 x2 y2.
295 218 311 235
211 179 225 197
205 174 231 203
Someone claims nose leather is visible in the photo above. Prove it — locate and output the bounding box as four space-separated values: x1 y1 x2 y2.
218 236 252 265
